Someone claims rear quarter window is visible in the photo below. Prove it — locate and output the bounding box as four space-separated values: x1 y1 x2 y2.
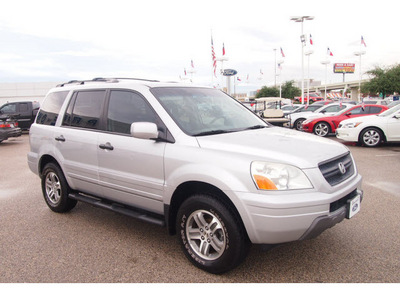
36 91 69 126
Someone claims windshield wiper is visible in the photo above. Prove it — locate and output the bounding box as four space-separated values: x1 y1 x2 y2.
193 129 233 137
244 125 268 130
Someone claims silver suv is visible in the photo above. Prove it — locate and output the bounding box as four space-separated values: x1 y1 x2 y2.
28 78 363 274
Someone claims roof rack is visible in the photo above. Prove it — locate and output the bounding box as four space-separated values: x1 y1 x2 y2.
56 77 160 87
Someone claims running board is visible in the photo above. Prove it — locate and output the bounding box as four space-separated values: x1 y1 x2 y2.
69 193 165 227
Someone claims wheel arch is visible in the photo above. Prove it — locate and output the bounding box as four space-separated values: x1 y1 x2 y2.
38 154 62 176
358 126 387 144
166 181 247 238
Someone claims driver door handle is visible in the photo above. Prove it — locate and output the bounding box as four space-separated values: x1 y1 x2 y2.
99 142 114 151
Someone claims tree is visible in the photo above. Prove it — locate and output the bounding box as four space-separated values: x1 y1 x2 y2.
281 80 301 99
362 64 400 97
256 86 279 98
255 81 301 99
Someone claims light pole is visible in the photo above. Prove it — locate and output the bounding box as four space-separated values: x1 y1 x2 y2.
290 16 314 105
305 50 313 104
321 60 330 101
354 50 366 103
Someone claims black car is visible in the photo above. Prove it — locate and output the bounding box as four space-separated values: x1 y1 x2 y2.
0 115 22 143
0 101 40 130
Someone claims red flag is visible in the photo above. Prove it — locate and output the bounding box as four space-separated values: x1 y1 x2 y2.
280 47 285 58
222 43 226 56
310 34 313 45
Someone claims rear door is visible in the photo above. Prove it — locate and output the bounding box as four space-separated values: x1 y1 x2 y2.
97 89 166 214
56 90 106 197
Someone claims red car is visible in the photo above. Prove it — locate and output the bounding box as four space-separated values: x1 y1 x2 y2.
300 104 388 137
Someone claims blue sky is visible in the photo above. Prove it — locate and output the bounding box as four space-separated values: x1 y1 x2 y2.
0 0 399 92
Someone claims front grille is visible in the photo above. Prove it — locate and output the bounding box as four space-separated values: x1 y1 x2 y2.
319 152 355 186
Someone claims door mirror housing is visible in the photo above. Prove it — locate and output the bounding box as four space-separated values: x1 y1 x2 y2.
131 122 159 140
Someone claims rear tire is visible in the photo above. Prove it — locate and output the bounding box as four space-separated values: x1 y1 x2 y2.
176 194 249 274
41 163 77 213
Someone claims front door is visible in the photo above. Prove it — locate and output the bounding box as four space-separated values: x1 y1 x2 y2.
97 90 166 214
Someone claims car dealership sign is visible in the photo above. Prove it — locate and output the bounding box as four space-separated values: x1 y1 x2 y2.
333 63 355 74
223 69 238 76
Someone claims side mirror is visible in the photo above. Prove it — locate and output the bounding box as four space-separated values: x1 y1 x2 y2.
394 113 400 119
130 122 159 140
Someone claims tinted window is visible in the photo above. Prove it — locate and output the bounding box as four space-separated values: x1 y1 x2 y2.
347 107 365 115
0 103 17 113
68 90 106 129
368 106 384 114
36 91 69 126
107 90 157 134
19 103 29 112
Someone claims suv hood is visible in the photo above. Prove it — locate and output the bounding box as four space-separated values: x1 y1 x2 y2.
196 127 348 169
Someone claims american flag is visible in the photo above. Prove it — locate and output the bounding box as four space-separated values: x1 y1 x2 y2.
191 60 194 68
361 36 367 47
211 37 217 77
222 43 226 56
280 47 285 58
310 34 313 45
327 47 333 56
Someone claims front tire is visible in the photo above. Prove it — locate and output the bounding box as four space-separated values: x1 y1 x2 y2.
294 118 305 130
41 163 77 213
360 128 383 147
313 122 330 137
176 194 249 274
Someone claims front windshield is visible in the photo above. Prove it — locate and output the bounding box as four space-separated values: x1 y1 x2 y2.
151 87 267 136
379 104 400 117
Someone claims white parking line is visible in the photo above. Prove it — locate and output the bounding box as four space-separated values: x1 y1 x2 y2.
365 181 400 198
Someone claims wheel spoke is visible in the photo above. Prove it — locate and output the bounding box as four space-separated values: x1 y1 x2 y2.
186 209 226 261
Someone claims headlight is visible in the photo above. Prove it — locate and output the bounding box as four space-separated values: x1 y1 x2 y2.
251 161 313 190
342 122 362 128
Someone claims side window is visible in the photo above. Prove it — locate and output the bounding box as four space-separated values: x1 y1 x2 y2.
347 107 363 115
0 103 17 113
107 90 157 134
368 106 384 114
322 105 339 113
68 90 106 129
19 103 29 112
36 91 69 126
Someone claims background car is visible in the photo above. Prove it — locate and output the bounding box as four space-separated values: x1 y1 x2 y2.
0 115 22 143
301 104 388 137
287 102 350 130
0 101 40 130
336 104 400 147
281 104 302 116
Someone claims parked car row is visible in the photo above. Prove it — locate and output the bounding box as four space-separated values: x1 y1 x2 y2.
283 100 400 147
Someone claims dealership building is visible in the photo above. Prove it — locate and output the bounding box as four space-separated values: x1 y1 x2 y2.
0 82 59 106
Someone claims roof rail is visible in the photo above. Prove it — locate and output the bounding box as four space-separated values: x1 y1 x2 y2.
56 77 160 87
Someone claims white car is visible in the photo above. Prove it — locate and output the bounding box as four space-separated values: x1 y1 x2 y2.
336 104 400 147
288 103 353 130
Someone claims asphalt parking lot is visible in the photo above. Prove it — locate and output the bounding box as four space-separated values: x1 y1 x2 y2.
1 133 399 283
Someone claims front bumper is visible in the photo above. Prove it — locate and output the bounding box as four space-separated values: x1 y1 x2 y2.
336 127 359 142
234 173 363 244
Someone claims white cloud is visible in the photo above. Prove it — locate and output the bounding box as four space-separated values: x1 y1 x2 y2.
0 0 398 88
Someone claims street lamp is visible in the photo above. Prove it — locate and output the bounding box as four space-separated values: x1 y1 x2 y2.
354 50 366 103
290 16 314 105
